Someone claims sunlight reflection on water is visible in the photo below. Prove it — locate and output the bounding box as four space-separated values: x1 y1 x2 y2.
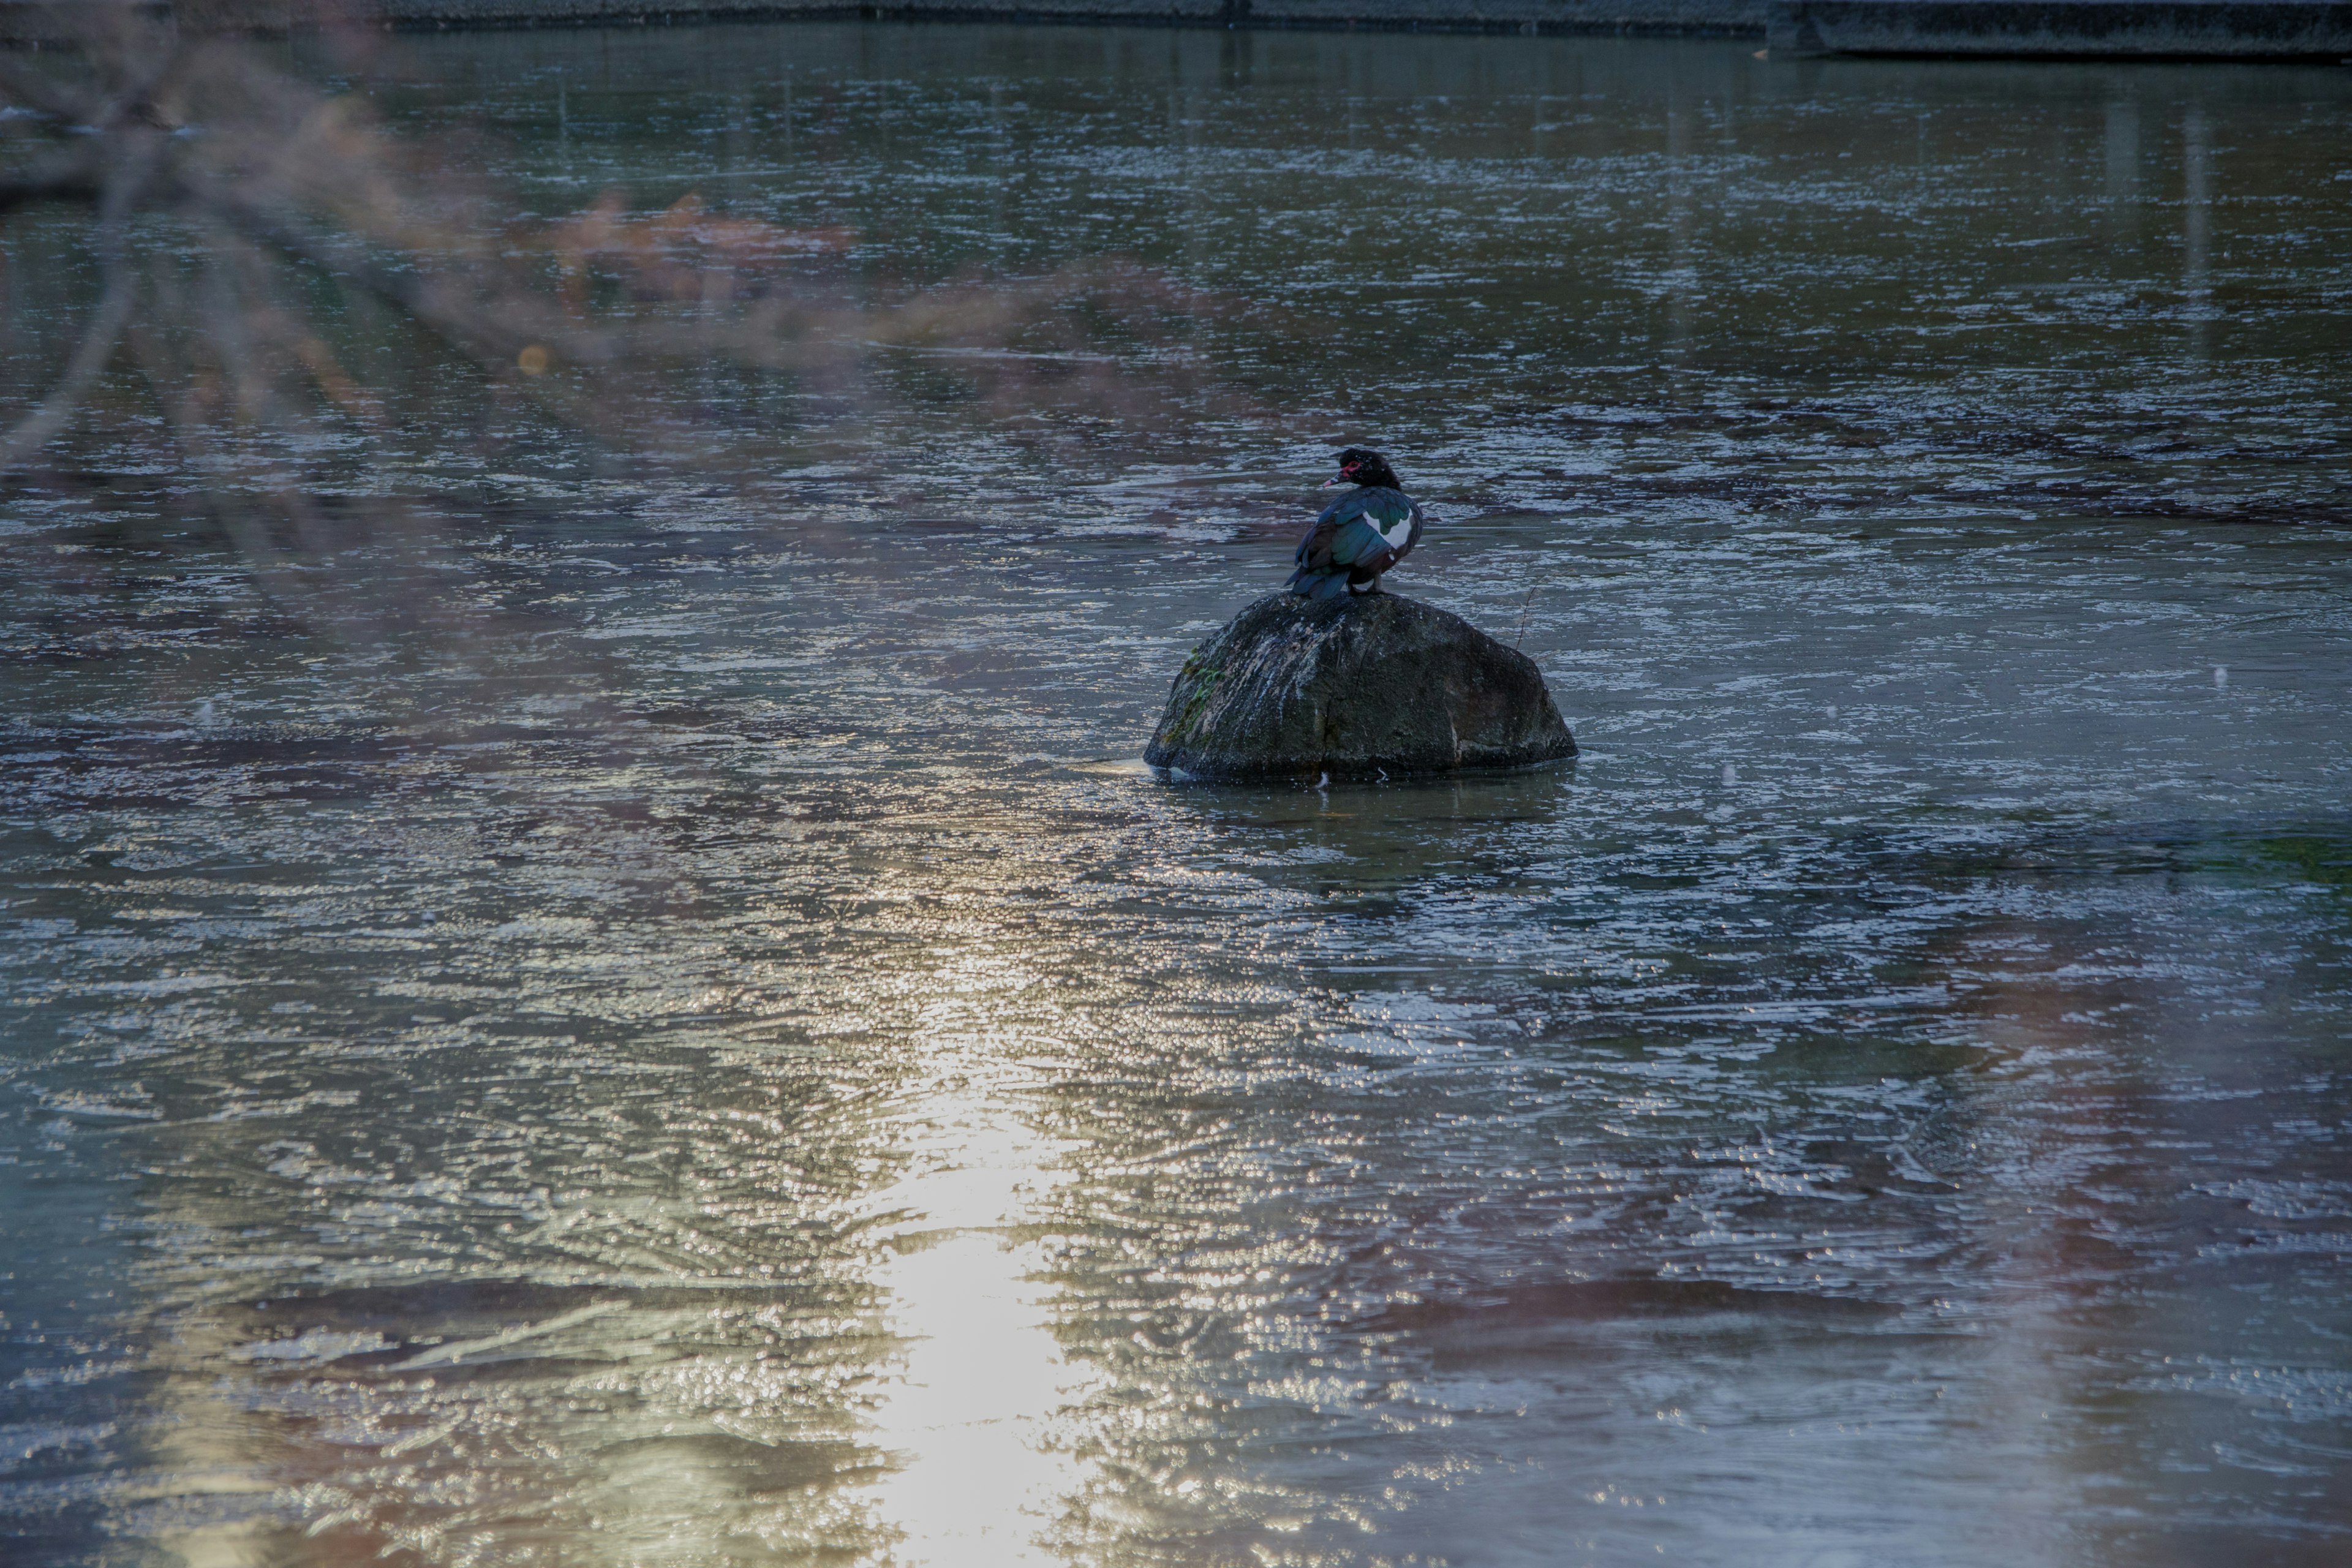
858 1077 1093 1564
849 944 1094 1563
871 1232 1088 1564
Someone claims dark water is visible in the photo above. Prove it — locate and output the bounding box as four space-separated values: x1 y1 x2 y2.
4 22 2351 1567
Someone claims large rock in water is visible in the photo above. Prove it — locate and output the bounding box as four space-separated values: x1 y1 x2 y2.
1144 593 1575 782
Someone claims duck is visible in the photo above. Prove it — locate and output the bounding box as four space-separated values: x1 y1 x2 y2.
1286 447 1425 601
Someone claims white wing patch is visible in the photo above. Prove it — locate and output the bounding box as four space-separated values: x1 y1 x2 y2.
1377 514 1414 551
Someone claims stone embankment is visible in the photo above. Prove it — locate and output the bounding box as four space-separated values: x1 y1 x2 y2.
1770 0 2352 55
1144 593 1575 783
366 0 1763 32
363 0 2352 55
10 0 2345 56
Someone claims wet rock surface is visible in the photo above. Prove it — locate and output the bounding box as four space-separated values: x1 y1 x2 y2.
1145 592 1576 781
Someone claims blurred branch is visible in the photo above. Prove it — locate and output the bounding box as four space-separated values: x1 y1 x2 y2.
194 172 609 373
0 129 157 466
0 2 1216 513
0 149 103 212
0 8 584 473
0 52 97 123
0 238 135 459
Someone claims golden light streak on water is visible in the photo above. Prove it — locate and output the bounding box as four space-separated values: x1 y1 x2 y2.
869 1229 1091 1564
853 949 1097 1564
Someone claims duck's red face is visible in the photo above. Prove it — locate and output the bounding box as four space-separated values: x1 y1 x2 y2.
1325 448 1398 490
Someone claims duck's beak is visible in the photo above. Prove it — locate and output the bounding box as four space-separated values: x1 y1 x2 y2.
1319 476 1344 489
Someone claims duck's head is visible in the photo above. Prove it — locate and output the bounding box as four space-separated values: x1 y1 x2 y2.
1325 448 1402 491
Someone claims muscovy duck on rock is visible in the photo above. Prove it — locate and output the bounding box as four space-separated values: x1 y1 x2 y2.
1287 448 1425 600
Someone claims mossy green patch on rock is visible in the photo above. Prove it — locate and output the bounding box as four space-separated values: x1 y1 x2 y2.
1163 653 1224 741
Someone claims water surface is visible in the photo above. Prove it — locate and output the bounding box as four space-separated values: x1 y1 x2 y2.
3 23 2350 1567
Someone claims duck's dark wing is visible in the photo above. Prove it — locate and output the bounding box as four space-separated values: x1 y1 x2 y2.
1292 488 1421 576
1368 488 1425 563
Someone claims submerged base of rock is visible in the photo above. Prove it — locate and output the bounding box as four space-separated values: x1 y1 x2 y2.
1144 592 1575 782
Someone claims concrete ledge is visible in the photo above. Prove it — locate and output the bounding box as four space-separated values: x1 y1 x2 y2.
369 0 1226 20
1242 0 1762 32
1768 0 2352 56
365 0 1762 29
10 0 2337 51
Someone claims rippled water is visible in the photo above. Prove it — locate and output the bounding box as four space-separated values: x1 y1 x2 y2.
4 22 2351 1567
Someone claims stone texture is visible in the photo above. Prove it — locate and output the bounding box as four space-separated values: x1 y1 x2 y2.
1145 592 1575 782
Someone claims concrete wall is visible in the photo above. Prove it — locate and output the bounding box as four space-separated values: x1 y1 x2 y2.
353 0 2352 53
10 0 2346 54
1769 0 2352 55
366 0 1766 32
